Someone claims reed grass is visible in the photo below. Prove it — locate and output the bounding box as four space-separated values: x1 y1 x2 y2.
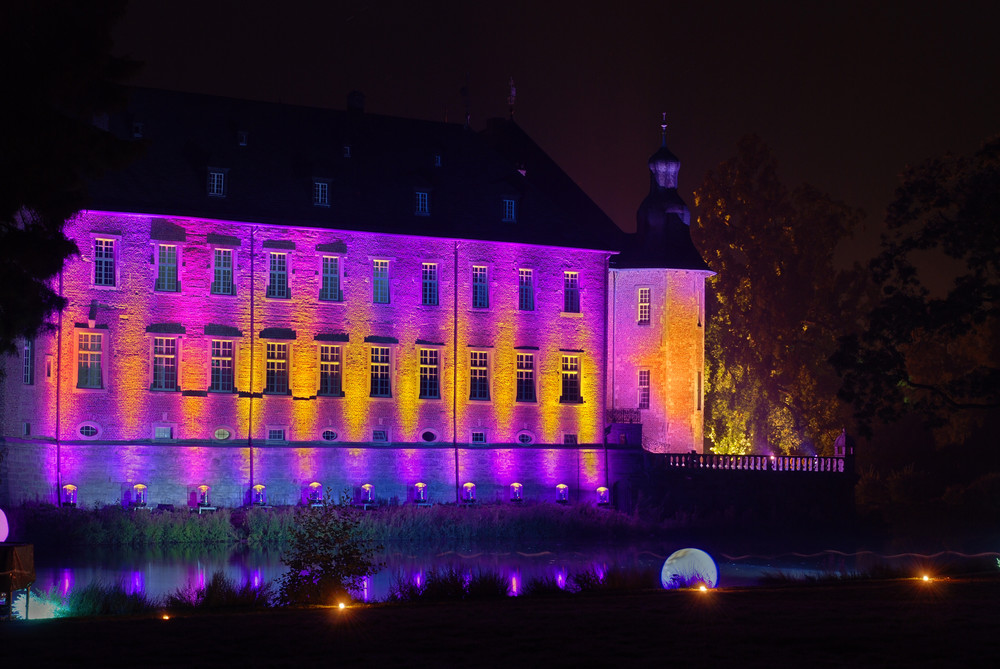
10 500 655 547
165 571 274 610
64 581 158 618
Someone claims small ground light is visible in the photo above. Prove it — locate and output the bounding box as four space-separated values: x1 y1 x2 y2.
338 602 346 609
922 574 931 582
162 614 170 620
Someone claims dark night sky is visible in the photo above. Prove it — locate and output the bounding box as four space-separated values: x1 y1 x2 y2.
112 0 1000 259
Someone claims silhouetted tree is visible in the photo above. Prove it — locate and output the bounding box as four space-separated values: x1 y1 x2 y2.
0 0 139 367
693 136 865 455
833 137 1000 443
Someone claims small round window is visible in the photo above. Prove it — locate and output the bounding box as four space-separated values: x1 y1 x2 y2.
321 430 338 442
517 432 533 444
421 430 437 443
214 428 231 440
79 423 99 438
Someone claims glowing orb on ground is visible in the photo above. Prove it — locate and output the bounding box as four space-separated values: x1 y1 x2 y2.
0 508 8 542
661 548 718 590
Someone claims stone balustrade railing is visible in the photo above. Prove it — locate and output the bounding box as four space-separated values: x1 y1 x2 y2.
664 453 849 473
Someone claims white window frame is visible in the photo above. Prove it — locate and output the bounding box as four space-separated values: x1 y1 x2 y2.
319 344 343 396
211 247 235 296
320 256 343 301
266 426 288 443
266 252 289 299
419 348 440 399
518 269 534 311
93 237 118 288
373 259 390 304
154 243 180 292
469 350 490 401
516 352 535 402
370 346 392 398
76 332 104 389
23 339 34 385
265 342 290 394
472 265 489 309
207 169 227 197
415 190 430 215
421 262 439 306
313 179 330 207
503 198 517 222
209 339 235 392
560 355 582 403
471 430 487 444
638 369 650 410
638 287 651 325
563 272 580 314
151 336 179 391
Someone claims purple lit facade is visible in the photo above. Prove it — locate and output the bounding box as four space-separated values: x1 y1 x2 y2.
0 89 708 508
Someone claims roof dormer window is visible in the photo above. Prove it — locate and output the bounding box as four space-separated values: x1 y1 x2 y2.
237 131 248 147
313 179 330 207
132 122 144 139
433 153 442 167
503 198 517 222
208 169 227 197
343 145 352 158
415 191 430 216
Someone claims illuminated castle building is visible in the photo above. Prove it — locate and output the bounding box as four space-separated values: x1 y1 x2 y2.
0 89 710 508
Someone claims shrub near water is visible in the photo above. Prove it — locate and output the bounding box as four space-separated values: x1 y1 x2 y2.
64 581 158 618
166 571 273 610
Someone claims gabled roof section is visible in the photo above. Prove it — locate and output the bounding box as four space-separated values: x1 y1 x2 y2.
87 88 622 251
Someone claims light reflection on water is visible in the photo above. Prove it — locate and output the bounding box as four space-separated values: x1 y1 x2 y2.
20 542 998 618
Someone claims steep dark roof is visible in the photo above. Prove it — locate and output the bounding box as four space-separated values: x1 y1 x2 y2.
87 88 623 251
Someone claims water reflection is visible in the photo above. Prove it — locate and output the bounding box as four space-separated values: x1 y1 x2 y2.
20 542 999 619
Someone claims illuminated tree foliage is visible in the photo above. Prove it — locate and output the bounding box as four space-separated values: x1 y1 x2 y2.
833 137 1000 443
693 136 864 455
0 0 138 364
278 493 381 606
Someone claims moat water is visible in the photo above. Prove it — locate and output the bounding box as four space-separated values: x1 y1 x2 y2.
18 536 995 619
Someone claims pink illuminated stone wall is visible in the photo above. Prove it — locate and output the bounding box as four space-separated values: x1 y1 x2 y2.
607 267 710 453
1 210 632 506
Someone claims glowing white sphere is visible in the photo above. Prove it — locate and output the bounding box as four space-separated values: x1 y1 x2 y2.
0 508 8 542
661 548 718 589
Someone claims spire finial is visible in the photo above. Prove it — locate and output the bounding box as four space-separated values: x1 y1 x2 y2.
508 77 517 120
660 112 667 147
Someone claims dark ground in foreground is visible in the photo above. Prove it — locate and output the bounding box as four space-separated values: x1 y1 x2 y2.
5 578 998 667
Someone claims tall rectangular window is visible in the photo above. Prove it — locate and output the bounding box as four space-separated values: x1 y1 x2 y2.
638 369 650 409
152 337 178 391
313 180 329 206
211 249 234 295
94 239 115 286
560 355 581 403
77 333 103 388
419 349 440 398
415 191 429 215
267 253 289 298
503 198 517 222
319 345 342 396
210 340 234 392
320 256 342 301
518 269 534 311
208 170 226 196
265 343 289 394
421 263 438 306
472 266 489 309
373 259 390 304
516 353 535 402
370 346 391 397
470 351 489 400
155 244 179 292
563 272 580 313
638 287 651 325
23 339 34 385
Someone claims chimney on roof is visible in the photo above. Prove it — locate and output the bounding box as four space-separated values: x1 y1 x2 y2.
347 91 365 113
